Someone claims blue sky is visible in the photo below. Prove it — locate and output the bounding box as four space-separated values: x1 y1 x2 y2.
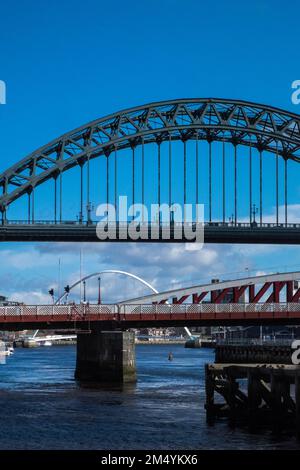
1 0 300 304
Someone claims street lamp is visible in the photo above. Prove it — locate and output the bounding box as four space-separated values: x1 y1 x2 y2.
251 203 258 226
83 280 86 303
64 285 70 303
48 288 55 304
98 277 101 305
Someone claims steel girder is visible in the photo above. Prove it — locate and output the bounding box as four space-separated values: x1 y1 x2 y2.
121 271 300 305
1 97 300 211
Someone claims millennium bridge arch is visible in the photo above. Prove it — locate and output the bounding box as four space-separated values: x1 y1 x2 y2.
1 98 300 243
55 269 158 305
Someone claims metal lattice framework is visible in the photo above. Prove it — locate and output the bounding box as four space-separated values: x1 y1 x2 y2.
121 271 300 305
1 97 300 212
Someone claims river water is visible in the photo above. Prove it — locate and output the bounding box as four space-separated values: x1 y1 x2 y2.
0 344 298 450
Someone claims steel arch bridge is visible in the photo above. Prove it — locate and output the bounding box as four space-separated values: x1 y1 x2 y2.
1 98 300 243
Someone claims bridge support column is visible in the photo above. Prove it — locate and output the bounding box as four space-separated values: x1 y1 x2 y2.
75 330 136 383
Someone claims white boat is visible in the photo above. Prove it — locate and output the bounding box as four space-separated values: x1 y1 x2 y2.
0 341 13 357
43 340 53 347
0 349 12 356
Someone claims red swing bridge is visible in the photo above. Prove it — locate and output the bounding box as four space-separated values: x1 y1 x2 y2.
1 271 300 331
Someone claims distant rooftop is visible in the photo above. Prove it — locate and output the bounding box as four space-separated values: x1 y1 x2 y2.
0 295 22 306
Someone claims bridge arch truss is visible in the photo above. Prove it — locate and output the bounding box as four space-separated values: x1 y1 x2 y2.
1 98 300 242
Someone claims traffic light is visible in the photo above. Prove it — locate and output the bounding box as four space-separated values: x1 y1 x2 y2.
48 288 54 297
64 285 70 294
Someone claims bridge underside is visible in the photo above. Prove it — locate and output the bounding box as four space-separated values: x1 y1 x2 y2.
1 224 300 243
2 318 300 331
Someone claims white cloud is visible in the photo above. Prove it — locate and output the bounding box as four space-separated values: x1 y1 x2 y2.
0 239 300 304
10 290 50 305
254 270 267 277
238 204 300 224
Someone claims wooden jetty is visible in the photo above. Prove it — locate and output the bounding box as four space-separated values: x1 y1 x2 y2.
205 362 300 436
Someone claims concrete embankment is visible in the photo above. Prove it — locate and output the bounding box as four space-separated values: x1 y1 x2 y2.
14 339 77 348
185 338 216 348
15 338 185 348
136 339 185 345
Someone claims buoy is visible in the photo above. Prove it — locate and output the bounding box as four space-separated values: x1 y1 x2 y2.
168 352 173 361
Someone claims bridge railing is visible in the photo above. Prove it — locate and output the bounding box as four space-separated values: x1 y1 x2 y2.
118 302 300 315
0 302 300 322
0 304 118 318
3 220 300 229
217 338 294 346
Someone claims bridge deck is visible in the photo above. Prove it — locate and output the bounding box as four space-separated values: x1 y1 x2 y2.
1 303 300 330
0 222 300 243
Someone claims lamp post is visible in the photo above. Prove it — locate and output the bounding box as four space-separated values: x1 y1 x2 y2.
251 203 258 226
64 285 70 304
83 280 86 303
48 288 55 304
98 277 101 305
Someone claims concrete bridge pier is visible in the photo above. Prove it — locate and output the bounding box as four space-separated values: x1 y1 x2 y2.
75 330 136 383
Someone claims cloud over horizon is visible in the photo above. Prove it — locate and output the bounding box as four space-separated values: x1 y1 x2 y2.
0 240 300 304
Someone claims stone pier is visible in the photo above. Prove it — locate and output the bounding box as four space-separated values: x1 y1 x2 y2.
75 330 136 383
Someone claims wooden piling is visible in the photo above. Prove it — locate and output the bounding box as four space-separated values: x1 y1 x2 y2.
295 372 300 438
205 363 300 437
205 364 215 419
